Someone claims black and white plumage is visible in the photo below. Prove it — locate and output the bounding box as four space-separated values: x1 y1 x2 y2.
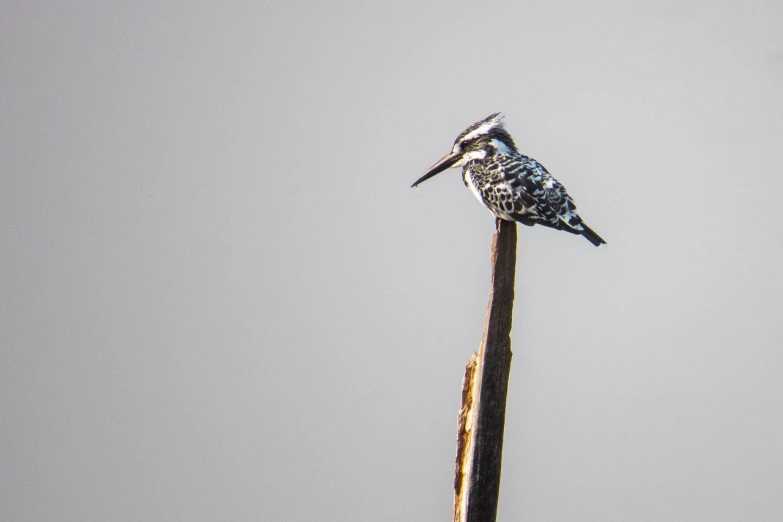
411 113 606 247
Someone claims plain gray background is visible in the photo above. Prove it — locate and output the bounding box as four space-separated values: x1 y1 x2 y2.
2 1 782 520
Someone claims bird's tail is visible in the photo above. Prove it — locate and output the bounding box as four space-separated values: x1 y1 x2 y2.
580 223 607 248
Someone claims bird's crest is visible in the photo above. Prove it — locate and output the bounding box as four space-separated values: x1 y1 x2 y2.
456 113 504 144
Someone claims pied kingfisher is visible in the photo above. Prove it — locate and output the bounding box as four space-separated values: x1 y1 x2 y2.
411 113 606 247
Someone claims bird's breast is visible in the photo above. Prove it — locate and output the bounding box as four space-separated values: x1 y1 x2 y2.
463 168 491 209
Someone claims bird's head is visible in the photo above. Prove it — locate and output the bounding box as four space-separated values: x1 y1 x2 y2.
411 113 518 188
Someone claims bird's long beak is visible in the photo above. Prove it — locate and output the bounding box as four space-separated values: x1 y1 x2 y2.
410 151 463 188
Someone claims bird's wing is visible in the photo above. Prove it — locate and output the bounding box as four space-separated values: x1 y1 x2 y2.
505 157 586 232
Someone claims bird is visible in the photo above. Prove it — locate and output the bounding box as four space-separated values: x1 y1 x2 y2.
411 113 606 247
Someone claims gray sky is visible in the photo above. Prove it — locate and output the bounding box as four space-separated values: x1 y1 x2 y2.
2 1 782 521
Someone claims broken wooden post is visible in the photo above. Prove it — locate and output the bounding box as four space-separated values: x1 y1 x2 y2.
453 218 517 522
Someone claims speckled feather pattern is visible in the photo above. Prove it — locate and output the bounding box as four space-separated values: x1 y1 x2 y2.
463 154 583 232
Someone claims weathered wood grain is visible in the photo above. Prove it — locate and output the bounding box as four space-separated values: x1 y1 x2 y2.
454 219 516 522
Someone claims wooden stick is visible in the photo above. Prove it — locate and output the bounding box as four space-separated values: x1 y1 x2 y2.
454 219 517 522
